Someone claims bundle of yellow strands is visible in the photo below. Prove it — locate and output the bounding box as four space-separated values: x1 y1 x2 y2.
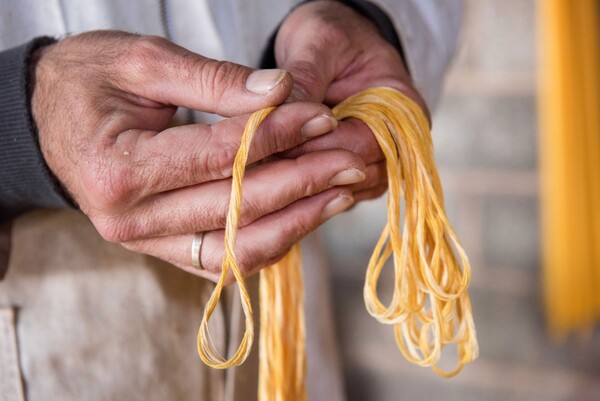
538 0 600 336
197 87 479 400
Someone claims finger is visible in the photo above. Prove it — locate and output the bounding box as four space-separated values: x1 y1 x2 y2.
122 188 354 282
278 118 384 165
102 150 365 242
325 62 430 120
346 161 387 193
353 184 388 203
118 36 293 115
107 102 338 203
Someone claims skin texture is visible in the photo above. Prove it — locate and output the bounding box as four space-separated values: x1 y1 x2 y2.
31 2 430 281
276 0 430 203
32 31 364 280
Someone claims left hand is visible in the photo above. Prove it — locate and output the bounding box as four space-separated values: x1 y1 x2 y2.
274 0 430 202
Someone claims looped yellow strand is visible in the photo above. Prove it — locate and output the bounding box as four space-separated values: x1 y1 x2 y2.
197 107 275 368
333 87 478 377
197 87 478 399
197 107 307 401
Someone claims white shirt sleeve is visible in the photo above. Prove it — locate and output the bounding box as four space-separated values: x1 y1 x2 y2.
368 0 463 108
212 0 462 109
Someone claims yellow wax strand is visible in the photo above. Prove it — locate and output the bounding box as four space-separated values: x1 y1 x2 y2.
538 0 600 335
197 87 478 400
197 106 307 400
259 244 306 401
333 87 478 377
197 107 275 368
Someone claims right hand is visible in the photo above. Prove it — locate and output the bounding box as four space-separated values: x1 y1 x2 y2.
273 1 430 204
31 31 366 280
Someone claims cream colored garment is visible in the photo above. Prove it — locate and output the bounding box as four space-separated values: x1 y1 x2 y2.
0 210 228 401
0 1 461 400
0 210 344 401
371 0 463 107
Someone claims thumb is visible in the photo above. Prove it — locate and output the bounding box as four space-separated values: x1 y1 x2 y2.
274 3 352 103
276 27 341 103
121 36 293 116
279 53 333 103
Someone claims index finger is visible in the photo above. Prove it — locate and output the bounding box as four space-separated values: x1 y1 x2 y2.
278 118 384 165
101 101 338 204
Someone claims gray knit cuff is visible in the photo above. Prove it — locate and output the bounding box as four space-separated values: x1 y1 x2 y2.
0 37 73 224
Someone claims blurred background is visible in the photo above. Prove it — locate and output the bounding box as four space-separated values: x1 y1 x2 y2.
321 1 600 400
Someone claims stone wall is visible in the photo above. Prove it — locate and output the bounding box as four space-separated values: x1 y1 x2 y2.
322 1 600 400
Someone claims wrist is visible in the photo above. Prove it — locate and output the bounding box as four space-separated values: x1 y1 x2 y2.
27 39 78 210
27 42 54 99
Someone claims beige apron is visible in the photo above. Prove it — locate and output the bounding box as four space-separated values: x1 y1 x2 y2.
0 210 344 401
0 210 242 401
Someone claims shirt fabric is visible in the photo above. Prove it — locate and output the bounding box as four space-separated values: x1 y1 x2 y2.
0 1 462 400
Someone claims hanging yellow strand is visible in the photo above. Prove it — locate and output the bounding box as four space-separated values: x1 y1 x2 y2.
196 106 308 401
197 87 478 399
196 107 274 368
333 87 478 377
538 0 600 335
258 244 306 401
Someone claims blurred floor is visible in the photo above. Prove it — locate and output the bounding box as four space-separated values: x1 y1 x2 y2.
321 1 600 400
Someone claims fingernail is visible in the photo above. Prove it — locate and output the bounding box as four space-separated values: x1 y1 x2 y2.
301 114 338 139
329 168 366 186
321 194 354 221
246 69 287 94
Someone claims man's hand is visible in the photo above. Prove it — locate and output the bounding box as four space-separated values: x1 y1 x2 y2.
32 30 366 280
275 0 430 202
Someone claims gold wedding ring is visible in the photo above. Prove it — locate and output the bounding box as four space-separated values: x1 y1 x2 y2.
192 232 205 270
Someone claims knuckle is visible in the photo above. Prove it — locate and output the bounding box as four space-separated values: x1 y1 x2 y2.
288 60 322 95
238 202 260 227
206 131 237 179
80 161 131 210
319 20 351 46
237 246 264 275
284 213 313 241
135 36 169 57
213 144 236 178
202 198 228 229
237 192 276 227
254 118 293 156
123 35 169 76
270 118 299 153
197 60 242 106
94 215 134 243
301 173 319 197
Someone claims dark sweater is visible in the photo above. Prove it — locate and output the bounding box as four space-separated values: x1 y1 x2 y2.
0 37 69 225
0 0 401 224
0 0 401 277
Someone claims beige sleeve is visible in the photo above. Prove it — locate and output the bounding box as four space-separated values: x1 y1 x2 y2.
368 0 463 109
